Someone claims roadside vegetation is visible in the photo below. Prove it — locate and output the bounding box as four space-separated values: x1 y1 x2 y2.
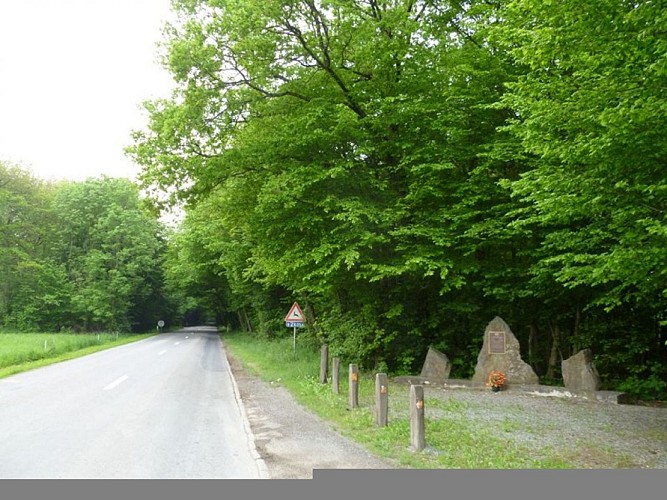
222 331 575 469
3 1 666 402
128 0 667 401
0 169 173 334
0 332 154 379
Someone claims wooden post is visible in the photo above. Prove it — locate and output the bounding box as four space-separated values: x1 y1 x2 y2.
375 373 388 427
410 384 425 451
349 364 359 409
320 344 329 384
332 357 340 394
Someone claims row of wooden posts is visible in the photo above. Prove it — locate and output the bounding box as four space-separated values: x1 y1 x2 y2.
320 345 426 452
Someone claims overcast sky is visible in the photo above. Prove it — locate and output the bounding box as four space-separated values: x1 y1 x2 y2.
0 0 176 182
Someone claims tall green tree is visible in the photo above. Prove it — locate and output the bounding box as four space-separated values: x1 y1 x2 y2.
491 0 667 309
51 177 166 332
130 0 667 396
488 0 667 391
130 0 517 370
0 162 65 331
1 164 171 333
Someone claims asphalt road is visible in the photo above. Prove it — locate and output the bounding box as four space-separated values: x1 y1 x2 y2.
0 327 267 479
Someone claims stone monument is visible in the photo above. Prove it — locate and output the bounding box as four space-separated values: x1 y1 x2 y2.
419 346 452 382
472 316 539 387
562 349 600 397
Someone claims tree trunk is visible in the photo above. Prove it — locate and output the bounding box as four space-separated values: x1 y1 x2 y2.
546 321 561 380
528 323 537 367
237 308 252 333
304 297 320 337
572 305 582 353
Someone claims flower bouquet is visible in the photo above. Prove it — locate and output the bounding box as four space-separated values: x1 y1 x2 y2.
486 370 506 392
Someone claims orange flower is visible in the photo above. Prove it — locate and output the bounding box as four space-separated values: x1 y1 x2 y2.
486 370 506 389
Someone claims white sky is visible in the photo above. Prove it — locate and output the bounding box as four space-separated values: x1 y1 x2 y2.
0 0 176 182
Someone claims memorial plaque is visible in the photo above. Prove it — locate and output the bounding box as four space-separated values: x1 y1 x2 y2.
488 331 506 354
472 316 539 386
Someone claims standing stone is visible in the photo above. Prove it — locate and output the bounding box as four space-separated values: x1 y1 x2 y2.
471 316 539 387
419 346 452 382
562 349 600 397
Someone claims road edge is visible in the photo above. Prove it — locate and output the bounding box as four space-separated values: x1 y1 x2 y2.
219 337 271 479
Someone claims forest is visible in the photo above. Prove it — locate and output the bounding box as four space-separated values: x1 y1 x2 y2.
3 0 666 399
0 168 170 333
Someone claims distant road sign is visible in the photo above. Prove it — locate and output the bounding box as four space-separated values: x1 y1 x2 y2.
284 302 305 322
157 320 165 328
286 321 304 328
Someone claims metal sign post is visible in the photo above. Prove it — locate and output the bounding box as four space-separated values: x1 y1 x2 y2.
284 302 305 353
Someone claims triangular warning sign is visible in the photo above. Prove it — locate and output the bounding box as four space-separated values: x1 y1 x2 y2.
284 302 305 322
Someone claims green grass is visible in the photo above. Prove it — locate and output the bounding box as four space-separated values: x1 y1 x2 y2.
222 331 574 469
0 332 155 379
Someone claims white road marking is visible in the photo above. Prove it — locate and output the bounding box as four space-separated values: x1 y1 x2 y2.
174 342 181 346
158 350 167 356
185 336 189 339
103 375 129 391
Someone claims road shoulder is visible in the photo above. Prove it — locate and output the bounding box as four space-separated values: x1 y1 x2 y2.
225 351 398 479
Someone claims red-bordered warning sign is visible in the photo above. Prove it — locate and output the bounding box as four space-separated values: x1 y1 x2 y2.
284 302 305 322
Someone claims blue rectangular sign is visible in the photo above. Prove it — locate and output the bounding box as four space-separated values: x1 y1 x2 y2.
286 321 304 328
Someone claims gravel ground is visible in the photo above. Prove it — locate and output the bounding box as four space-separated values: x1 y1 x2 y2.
227 352 667 475
420 384 667 469
226 353 397 478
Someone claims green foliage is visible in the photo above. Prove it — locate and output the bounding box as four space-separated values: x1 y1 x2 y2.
129 0 667 394
617 372 667 402
317 308 396 370
491 0 667 310
4 260 71 331
49 177 167 332
0 164 169 333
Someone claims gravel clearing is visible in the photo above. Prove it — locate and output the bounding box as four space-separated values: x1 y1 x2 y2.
421 385 667 469
227 351 667 475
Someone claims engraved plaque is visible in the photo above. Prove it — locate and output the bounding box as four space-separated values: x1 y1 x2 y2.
488 331 506 354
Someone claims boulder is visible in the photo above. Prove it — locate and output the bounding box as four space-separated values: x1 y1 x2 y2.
471 316 539 387
419 346 452 382
562 349 600 397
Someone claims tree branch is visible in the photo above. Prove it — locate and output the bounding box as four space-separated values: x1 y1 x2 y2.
283 19 367 118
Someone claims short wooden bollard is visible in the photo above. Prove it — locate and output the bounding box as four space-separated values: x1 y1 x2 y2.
410 384 425 451
332 357 340 394
349 364 359 409
320 344 328 384
375 373 388 427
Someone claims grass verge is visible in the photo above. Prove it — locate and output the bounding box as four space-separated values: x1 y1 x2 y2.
0 332 155 379
222 330 574 469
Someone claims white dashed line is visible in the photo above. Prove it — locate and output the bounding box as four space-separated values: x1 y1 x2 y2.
174 342 181 346
103 375 129 391
158 350 167 356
